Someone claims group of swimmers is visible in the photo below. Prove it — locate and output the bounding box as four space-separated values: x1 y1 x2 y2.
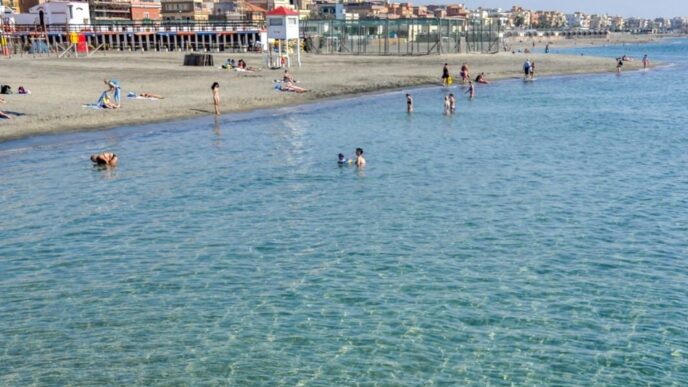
338 148 366 168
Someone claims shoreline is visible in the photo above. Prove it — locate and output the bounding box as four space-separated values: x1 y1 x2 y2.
0 49 652 144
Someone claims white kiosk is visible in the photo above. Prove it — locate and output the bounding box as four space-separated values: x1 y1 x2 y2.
266 6 300 68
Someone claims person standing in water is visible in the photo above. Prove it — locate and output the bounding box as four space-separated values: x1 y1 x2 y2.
523 59 532 80
465 81 475 99
616 57 624 73
211 82 220 115
530 61 536 80
406 93 413 113
355 148 366 167
441 63 450 87
443 95 450 115
448 93 456 114
642 54 650 69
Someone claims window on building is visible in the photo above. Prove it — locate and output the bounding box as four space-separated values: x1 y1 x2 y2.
269 18 283 26
144 12 150 18
288 17 297 24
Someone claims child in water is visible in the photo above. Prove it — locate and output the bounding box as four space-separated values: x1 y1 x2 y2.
338 153 350 165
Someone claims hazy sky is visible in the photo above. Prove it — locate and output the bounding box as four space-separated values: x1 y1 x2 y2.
417 1 687 18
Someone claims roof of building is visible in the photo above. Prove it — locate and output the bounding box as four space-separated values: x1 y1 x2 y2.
267 6 298 16
245 2 267 13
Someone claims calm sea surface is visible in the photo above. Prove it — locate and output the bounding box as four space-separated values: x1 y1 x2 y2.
1 40 687 385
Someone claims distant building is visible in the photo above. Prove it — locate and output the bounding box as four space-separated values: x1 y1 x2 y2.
130 0 160 21
89 0 132 22
160 0 209 21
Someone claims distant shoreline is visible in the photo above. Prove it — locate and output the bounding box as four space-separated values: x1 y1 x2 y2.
0 40 658 144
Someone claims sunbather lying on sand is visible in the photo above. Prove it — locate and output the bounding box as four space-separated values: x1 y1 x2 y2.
279 82 308 93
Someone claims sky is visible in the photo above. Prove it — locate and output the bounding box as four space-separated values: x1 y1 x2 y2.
416 0 688 19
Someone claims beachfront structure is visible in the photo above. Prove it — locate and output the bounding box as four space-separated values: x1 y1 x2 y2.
11 1 90 26
266 5 299 66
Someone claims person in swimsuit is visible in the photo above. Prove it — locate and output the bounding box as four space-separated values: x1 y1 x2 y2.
441 63 450 87
642 54 650 69
460 63 469 84
443 95 450 115
355 148 366 167
448 93 456 113
616 58 623 73
465 81 475 99
211 82 220 115
406 93 413 113
475 72 490 84
529 61 536 79
90 152 118 167
104 79 121 108
283 69 295 83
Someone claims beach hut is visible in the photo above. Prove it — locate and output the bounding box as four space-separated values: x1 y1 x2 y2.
266 6 300 68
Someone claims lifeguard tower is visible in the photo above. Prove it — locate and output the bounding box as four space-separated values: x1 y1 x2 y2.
266 6 300 68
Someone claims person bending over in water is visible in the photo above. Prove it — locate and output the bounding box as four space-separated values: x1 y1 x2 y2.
406 93 413 113
616 58 624 73
355 148 366 167
211 82 220 115
90 152 118 167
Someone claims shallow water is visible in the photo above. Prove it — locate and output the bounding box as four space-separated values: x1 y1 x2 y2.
1 40 688 385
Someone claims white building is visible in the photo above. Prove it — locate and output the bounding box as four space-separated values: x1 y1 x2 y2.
12 1 90 26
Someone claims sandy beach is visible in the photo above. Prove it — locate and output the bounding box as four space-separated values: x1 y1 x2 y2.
0 48 647 143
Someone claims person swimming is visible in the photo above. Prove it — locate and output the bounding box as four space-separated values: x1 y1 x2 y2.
355 148 366 167
90 152 118 167
338 153 350 165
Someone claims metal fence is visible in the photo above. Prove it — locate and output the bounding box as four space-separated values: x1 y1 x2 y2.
301 18 502 55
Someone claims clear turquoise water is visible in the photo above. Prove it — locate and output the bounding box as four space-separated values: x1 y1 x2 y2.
2 40 688 385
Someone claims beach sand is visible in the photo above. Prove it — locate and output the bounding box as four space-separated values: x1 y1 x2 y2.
0 50 646 142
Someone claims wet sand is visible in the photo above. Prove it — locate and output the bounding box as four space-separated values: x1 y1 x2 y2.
0 50 646 143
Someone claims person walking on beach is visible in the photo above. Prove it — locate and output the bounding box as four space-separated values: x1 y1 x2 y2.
449 93 456 114
460 63 470 85
465 81 475 99
441 63 450 87
355 148 366 168
545 43 550 54
211 82 220 115
406 93 413 113
643 54 650 69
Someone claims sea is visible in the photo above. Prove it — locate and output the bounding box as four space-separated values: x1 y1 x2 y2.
1 39 687 385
